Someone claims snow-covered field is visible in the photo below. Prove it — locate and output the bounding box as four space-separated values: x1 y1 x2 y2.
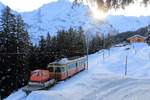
6 43 150 100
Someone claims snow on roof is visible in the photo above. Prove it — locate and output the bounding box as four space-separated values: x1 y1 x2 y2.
49 56 86 66
128 35 146 39
57 58 69 64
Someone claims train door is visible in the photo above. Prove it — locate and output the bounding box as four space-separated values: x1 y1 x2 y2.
66 65 69 78
76 62 78 72
54 67 61 80
48 67 55 79
54 66 68 80
61 66 68 80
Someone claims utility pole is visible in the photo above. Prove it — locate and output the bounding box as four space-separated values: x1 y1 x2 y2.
102 33 105 60
86 35 89 70
125 55 128 76
149 52 150 60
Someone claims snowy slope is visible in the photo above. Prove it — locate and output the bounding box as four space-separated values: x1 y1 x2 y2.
21 0 150 42
21 0 116 42
106 15 150 33
0 1 150 43
0 3 4 10
6 43 150 100
21 0 92 41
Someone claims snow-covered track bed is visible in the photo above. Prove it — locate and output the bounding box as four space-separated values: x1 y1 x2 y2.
25 74 150 100
6 43 150 100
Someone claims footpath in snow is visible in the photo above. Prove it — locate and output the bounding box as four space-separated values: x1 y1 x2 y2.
6 43 150 100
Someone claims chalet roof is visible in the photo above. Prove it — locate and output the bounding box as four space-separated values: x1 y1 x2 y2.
128 35 146 39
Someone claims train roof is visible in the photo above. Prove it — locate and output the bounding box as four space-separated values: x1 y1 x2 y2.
48 56 86 67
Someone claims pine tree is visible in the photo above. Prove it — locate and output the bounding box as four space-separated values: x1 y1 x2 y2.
57 29 67 57
105 33 113 49
89 33 103 53
0 7 30 98
0 6 18 98
45 33 54 63
76 26 86 56
29 44 40 70
15 14 30 87
146 25 150 45
38 36 47 68
51 36 58 60
79 0 147 10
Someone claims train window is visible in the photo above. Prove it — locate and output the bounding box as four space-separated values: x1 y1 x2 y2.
49 67 53 72
68 63 76 69
61 67 65 72
55 67 61 73
78 61 82 66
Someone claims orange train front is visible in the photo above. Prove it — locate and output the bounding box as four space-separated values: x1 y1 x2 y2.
30 70 50 82
23 70 55 93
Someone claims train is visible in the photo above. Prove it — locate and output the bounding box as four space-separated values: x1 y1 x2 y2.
23 56 87 93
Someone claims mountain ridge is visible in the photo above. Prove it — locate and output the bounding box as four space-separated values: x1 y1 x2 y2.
0 1 150 43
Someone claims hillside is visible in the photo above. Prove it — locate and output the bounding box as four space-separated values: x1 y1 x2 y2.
21 0 150 42
0 0 150 43
6 43 150 100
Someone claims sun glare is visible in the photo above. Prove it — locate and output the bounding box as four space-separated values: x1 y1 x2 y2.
91 8 107 20
83 0 107 20
83 0 150 19
90 2 107 20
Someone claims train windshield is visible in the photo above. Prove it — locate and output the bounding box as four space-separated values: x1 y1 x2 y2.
55 67 61 72
49 67 54 72
55 67 65 73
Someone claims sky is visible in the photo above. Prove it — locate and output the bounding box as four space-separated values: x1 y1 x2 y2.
109 2 150 17
0 0 150 18
0 0 58 12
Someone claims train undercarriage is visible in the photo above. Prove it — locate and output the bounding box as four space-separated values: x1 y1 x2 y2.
22 79 56 94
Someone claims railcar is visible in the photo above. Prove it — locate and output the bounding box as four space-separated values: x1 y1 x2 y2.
22 70 55 93
47 57 87 81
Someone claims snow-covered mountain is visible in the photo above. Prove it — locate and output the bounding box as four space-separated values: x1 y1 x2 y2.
21 0 117 42
0 0 150 43
0 2 5 12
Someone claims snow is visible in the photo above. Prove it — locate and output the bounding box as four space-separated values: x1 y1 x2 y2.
0 1 150 43
1 0 150 98
0 2 5 12
21 1 150 43
58 58 69 64
5 90 27 100
106 15 150 33
5 43 150 100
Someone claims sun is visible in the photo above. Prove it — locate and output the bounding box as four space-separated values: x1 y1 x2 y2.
91 8 107 20
85 1 107 20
